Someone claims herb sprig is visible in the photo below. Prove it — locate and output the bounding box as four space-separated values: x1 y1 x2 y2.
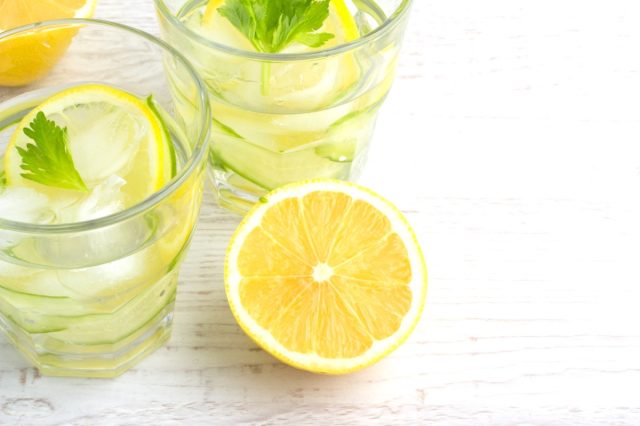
17 111 88 192
218 0 335 53
217 0 335 94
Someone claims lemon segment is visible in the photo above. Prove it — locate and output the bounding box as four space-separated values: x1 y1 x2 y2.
225 180 427 374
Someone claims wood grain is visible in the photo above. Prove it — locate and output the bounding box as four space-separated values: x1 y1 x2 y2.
3 0 640 424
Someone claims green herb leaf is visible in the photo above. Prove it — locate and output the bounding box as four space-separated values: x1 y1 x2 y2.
218 0 335 53
17 111 88 192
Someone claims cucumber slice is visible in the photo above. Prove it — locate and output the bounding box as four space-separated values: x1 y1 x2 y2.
314 140 357 163
314 103 380 162
209 109 383 190
0 295 70 334
44 272 177 346
0 268 177 340
213 132 352 191
147 96 178 181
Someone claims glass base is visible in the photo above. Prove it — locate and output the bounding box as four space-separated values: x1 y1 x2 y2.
0 305 174 379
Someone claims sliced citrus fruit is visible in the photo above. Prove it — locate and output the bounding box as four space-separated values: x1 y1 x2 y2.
202 0 223 27
0 0 97 86
4 84 172 220
225 180 427 374
196 0 361 106
330 0 360 42
203 0 359 44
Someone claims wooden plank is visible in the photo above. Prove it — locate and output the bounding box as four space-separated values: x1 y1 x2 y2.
2 0 640 424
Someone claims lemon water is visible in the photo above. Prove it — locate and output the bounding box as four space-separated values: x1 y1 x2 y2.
166 0 396 211
0 87 200 377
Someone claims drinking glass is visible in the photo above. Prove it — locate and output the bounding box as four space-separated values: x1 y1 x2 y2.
0 19 210 378
155 0 413 212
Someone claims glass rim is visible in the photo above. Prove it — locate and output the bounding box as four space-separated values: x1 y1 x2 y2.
154 0 413 61
0 18 211 235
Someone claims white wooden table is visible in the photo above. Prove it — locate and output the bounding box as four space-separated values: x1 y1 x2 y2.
3 0 640 424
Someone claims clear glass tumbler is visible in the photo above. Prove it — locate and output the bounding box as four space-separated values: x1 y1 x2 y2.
155 0 413 212
0 19 210 378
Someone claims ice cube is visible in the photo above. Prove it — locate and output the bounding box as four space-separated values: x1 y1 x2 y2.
56 175 126 223
27 174 153 268
0 187 54 251
55 248 151 302
62 106 145 185
0 186 54 223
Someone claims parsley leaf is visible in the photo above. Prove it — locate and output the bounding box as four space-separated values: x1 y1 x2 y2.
218 0 335 53
17 111 88 192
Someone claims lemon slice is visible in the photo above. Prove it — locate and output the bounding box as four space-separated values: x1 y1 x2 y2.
330 0 359 41
0 0 97 87
4 84 170 220
193 0 362 109
225 180 427 374
203 0 358 44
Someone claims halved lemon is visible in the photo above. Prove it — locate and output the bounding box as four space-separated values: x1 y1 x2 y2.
225 180 427 374
4 84 171 213
0 0 97 86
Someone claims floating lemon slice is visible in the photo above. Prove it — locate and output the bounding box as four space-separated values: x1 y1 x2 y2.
203 0 359 43
0 0 97 86
195 0 361 109
4 84 171 213
329 0 360 42
225 180 427 374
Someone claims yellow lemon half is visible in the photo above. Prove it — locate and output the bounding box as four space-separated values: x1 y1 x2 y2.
0 0 97 86
225 180 428 374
